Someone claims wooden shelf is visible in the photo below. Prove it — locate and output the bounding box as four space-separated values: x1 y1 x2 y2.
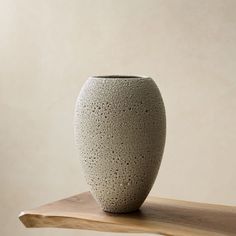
19 191 236 236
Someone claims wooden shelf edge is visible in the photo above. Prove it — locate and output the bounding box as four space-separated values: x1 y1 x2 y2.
18 191 236 236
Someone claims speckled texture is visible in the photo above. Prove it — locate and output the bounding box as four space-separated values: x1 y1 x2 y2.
74 76 166 213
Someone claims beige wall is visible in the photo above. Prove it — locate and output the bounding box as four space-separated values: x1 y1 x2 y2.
1 0 236 236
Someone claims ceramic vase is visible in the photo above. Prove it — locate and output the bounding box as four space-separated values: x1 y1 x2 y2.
74 75 166 213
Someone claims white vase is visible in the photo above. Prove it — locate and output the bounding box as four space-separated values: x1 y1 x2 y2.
74 75 166 213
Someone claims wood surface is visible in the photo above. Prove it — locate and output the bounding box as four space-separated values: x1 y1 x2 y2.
19 191 236 236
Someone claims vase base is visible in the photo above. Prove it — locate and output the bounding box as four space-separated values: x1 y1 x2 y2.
102 207 141 214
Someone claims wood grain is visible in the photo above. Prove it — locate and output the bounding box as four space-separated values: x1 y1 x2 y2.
19 191 236 236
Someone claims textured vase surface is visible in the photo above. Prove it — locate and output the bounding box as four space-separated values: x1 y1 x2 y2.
74 75 166 213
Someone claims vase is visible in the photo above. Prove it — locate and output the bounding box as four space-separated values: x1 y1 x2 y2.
74 75 166 213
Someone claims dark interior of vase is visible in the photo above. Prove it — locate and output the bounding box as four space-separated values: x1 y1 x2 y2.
92 75 148 79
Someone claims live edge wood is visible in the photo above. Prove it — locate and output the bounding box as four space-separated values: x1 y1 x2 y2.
19 192 236 236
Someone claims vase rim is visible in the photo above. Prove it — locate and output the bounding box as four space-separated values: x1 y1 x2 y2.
89 75 151 79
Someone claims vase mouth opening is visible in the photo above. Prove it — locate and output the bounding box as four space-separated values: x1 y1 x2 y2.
90 75 150 79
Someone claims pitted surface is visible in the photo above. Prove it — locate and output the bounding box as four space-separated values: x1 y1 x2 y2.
74 76 166 213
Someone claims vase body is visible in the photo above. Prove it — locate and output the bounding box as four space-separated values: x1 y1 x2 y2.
74 76 166 213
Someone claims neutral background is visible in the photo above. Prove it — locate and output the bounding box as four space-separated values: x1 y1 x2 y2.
1 0 236 236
